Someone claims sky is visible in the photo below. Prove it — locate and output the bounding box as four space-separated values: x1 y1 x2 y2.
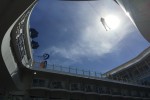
30 0 150 73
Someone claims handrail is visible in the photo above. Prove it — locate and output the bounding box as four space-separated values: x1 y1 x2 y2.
32 61 103 78
31 84 150 99
32 62 150 87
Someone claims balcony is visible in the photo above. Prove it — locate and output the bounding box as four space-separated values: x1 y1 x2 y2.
31 78 150 99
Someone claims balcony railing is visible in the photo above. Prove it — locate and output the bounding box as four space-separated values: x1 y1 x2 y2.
32 62 104 78
32 62 150 87
31 79 150 99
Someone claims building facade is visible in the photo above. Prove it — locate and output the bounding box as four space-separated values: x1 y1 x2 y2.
0 0 150 100
104 46 150 84
115 0 150 43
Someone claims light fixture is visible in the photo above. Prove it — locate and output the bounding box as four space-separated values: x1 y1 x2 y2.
34 72 37 75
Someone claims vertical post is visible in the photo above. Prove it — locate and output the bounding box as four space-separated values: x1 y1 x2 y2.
89 70 90 77
100 73 103 78
95 72 97 77
60 66 62 72
69 67 70 73
53 64 54 70
83 69 84 75
76 68 77 74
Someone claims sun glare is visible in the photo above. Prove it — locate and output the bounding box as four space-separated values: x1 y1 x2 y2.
105 15 120 30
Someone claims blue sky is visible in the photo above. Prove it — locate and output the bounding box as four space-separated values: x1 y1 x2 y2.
30 0 149 73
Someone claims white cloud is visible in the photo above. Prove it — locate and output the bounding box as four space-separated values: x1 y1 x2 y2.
42 0 137 65
44 17 135 63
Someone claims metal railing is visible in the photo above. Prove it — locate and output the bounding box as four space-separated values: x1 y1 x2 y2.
32 62 150 87
32 62 103 78
31 79 150 98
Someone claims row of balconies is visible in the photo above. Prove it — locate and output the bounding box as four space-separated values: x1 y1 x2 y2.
109 60 150 83
107 70 150 87
33 62 150 87
31 78 150 98
107 75 150 86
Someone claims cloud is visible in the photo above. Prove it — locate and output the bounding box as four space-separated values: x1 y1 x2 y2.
43 15 134 63
32 0 145 69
